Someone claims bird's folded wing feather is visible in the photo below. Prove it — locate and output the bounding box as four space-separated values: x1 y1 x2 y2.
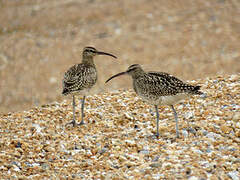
63 64 96 92
139 72 194 96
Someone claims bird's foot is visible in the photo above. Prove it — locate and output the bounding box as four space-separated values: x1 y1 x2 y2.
186 127 197 136
78 120 85 125
147 134 160 139
66 120 85 127
66 120 76 127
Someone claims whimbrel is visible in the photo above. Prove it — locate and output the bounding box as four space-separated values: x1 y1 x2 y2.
106 64 203 138
62 46 117 126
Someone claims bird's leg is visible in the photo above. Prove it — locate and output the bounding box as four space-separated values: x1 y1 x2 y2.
155 105 160 138
66 95 76 127
79 96 86 125
171 105 179 138
72 95 76 126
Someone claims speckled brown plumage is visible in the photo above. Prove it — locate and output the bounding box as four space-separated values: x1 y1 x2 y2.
62 46 117 126
106 64 203 138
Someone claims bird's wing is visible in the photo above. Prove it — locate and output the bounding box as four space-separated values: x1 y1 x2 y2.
134 72 188 96
147 71 200 95
62 64 97 94
148 71 185 85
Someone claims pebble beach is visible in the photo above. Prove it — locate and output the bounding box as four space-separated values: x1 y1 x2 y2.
0 74 239 179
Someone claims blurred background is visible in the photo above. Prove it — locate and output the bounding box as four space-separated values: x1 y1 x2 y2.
0 0 239 113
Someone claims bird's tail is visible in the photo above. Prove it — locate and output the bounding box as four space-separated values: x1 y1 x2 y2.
193 85 204 95
62 88 70 96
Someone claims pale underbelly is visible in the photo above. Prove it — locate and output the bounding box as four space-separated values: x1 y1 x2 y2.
140 93 189 106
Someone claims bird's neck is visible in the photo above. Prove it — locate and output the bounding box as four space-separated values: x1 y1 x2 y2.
82 55 95 66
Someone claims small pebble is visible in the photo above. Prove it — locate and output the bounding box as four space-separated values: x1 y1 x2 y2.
227 171 239 180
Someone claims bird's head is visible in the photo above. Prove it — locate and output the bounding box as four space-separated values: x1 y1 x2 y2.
83 46 117 59
105 64 144 83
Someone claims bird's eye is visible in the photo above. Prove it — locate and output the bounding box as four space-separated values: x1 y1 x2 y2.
85 49 94 53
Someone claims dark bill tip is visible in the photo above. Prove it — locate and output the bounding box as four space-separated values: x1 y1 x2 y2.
105 72 126 83
97 51 117 59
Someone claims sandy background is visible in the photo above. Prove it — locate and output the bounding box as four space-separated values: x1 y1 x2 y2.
0 0 240 113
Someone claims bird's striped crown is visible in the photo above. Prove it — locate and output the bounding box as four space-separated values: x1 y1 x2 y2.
127 64 142 72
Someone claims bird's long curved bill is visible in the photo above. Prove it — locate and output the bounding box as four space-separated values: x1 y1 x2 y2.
97 51 117 59
105 72 126 83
